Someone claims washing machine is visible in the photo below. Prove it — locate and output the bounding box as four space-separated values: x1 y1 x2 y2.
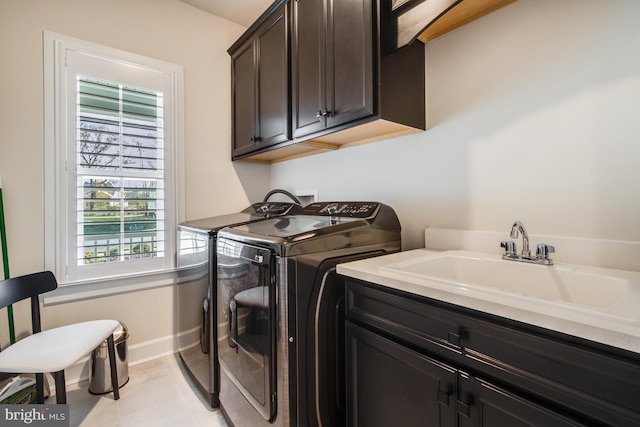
176 191 301 407
216 201 401 426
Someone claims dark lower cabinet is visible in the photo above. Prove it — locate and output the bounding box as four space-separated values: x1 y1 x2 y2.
458 373 582 427
345 278 640 427
346 323 581 427
347 323 457 427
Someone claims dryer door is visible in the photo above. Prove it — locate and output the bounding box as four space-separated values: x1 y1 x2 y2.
217 238 276 422
176 228 215 401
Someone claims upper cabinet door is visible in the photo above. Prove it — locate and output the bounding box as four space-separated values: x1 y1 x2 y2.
256 9 290 148
325 0 374 129
231 41 256 157
230 3 289 159
292 0 374 140
292 0 325 139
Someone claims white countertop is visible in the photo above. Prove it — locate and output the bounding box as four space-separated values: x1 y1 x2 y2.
337 249 640 355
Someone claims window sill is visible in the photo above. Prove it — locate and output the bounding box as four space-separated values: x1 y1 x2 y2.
42 269 179 305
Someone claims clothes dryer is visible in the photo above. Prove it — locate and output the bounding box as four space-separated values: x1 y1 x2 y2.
216 202 401 426
176 194 300 407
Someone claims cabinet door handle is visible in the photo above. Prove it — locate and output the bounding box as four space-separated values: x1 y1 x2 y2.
250 136 262 143
448 332 461 346
437 390 451 407
457 400 471 418
315 109 331 118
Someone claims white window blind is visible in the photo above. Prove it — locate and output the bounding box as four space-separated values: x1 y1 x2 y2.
44 32 183 290
76 77 165 266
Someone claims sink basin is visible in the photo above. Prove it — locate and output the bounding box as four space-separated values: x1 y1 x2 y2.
379 250 640 325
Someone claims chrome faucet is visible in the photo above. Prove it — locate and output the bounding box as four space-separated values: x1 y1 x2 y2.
500 221 555 265
510 221 530 257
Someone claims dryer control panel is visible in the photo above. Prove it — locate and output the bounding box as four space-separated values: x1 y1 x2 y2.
246 202 299 217
300 202 381 219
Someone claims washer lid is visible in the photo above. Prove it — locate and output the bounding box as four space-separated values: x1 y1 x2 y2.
228 215 365 239
178 202 301 234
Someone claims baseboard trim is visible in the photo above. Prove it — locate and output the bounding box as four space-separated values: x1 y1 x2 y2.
58 332 183 388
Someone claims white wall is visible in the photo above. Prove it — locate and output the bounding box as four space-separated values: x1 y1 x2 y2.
0 0 270 352
1 0 639 366
270 0 640 251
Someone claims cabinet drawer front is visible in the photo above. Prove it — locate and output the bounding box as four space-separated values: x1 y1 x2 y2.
463 318 640 426
346 279 464 356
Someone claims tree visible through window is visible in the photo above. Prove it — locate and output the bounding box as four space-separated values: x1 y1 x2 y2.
76 77 165 266
44 32 181 286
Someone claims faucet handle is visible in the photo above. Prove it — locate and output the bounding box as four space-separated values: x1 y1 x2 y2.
500 240 516 256
536 244 555 260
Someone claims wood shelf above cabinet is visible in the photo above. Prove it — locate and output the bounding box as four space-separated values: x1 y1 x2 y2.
417 0 517 43
241 119 421 163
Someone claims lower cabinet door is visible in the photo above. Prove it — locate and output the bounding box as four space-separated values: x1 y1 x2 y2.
346 323 457 427
457 372 585 427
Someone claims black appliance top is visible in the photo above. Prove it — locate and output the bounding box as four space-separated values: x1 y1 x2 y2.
218 202 401 256
178 202 301 235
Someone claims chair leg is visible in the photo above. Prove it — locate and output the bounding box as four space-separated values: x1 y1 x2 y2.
106 335 120 400
54 371 66 404
36 373 45 404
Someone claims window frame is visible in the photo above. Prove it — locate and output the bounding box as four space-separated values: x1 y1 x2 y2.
44 31 184 303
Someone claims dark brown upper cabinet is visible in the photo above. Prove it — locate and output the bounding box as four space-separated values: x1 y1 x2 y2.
291 0 375 140
228 1 290 160
229 0 517 163
246 0 428 163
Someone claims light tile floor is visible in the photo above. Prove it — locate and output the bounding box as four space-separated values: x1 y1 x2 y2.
58 354 228 427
